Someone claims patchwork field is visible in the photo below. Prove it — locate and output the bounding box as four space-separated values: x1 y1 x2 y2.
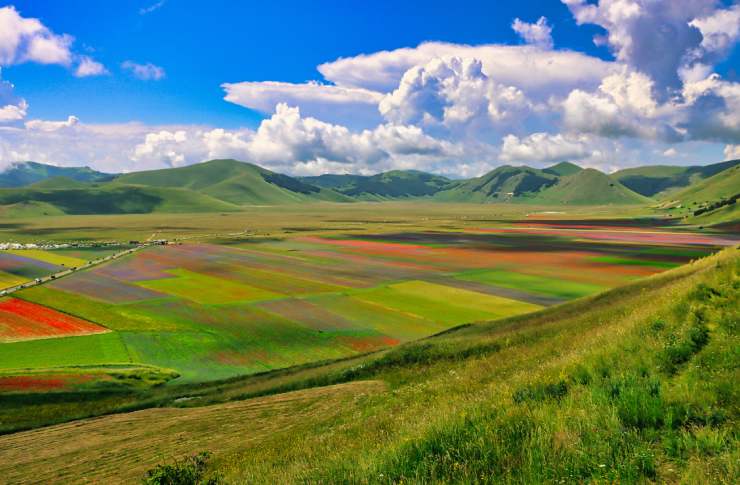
0 215 733 389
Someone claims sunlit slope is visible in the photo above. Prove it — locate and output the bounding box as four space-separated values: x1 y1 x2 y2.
613 159 740 197
115 159 351 205
2 247 735 484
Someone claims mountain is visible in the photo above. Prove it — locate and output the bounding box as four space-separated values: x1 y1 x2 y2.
0 161 113 188
0 159 353 216
543 161 583 177
612 159 740 198
531 168 651 205
302 170 453 200
114 159 351 205
435 165 559 202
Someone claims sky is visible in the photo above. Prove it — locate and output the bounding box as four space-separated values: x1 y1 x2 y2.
0 0 739 176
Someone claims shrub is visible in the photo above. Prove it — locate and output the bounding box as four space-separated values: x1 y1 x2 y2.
142 451 220 485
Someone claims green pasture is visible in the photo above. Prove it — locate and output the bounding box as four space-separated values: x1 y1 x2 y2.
457 268 605 299
0 332 130 370
589 255 681 268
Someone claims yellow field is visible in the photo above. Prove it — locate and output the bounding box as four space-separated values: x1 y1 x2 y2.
0 270 27 289
5 249 86 268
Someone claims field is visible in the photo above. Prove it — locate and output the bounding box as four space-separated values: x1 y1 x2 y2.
0 206 734 390
0 244 736 484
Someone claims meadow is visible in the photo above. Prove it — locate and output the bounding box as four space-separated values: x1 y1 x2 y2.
0 206 733 394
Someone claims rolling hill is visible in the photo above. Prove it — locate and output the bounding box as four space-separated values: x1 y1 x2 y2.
302 170 453 200
114 159 351 205
435 165 559 202
531 168 651 205
0 161 113 188
613 159 740 198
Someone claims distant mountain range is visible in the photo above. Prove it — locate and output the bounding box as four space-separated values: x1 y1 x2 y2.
0 158 737 217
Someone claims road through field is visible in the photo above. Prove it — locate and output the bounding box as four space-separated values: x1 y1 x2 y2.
0 380 385 484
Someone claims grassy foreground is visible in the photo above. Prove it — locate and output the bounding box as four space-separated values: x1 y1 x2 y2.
0 246 736 483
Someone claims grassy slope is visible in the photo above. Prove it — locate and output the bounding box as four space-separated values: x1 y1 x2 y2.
435 166 558 202
115 159 350 205
543 161 583 176
669 164 740 205
532 168 652 205
0 184 240 215
0 162 112 188
613 159 740 197
303 170 453 200
0 247 736 483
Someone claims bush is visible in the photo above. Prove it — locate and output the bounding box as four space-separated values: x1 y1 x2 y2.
142 451 220 485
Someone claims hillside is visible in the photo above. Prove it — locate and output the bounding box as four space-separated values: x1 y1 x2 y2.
0 184 240 215
1 247 735 483
303 170 453 200
435 165 558 202
115 159 351 205
613 159 740 197
532 168 651 205
0 162 112 188
543 161 583 176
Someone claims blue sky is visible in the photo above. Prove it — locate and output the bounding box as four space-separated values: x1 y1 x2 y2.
3 0 616 127
0 1 739 174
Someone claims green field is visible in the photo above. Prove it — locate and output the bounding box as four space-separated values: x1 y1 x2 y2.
457 268 605 299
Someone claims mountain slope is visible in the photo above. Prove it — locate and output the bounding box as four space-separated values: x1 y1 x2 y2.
543 161 583 177
435 166 558 202
613 159 740 197
0 161 113 188
531 168 651 205
303 170 453 200
0 184 240 215
115 159 350 205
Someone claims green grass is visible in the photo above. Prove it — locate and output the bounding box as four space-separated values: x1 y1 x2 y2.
137 268 279 304
589 255 681 269
457 268 605 299
0 332 130 369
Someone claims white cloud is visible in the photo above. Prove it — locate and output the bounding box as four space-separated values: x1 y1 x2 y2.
512 17 553 49
140 1 166 15
317 41 615 96
561 0 733 94
222 80 383 127
75 56 108 77
0 69 27 122
662 147 677 157
0 6 73 66
500 132 591 163
122 61 165 80
25 115 79 132
724 144 740 160
379 56 530 128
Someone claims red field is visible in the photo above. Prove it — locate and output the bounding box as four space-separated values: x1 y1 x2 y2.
0 298 108 342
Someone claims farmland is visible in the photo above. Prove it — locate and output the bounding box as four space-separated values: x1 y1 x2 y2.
0 206 734 393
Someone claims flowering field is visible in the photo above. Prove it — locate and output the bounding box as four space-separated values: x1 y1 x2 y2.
1 219 733 385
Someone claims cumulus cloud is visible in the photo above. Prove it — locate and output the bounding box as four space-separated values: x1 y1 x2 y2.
662 147 677 157
500 132 591 163
561 0 738 95
379 56 530 129
75 56 108 77
512 17 553 49
122 61 165 80
222 80 384 127
724 144 740 160
0 6 73 66
317 41 615 96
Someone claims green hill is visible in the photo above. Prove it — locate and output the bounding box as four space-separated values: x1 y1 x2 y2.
613 159 740 198
115 159 351 205
0 161 113 188
0 184 239 215
303 170 453 200
531 168 651 205
435 165 558 202
543 161 583 177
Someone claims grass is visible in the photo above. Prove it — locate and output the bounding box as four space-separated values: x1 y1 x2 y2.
0 246 735 483
457 268 605 299
137 268 279 304
0 332 131 369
